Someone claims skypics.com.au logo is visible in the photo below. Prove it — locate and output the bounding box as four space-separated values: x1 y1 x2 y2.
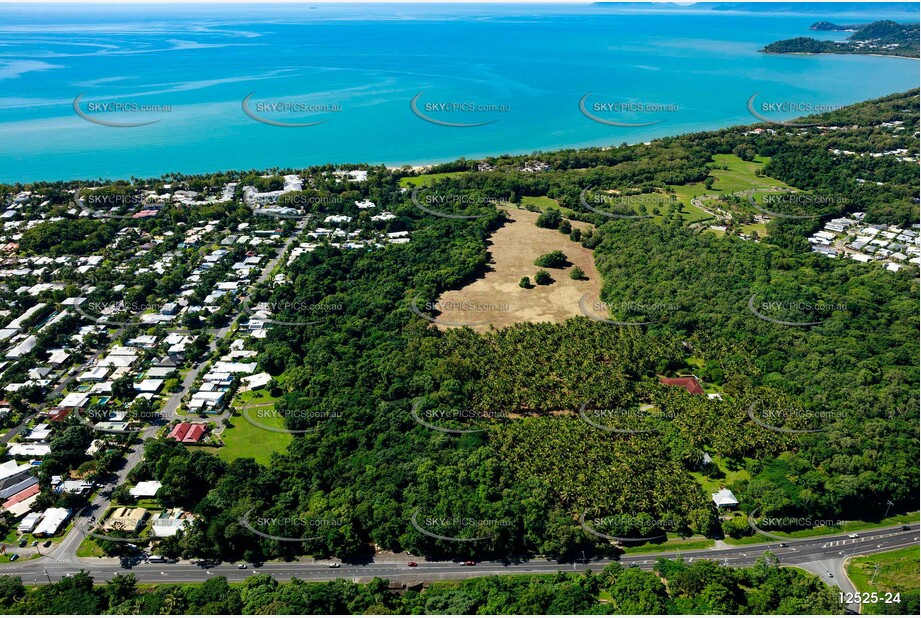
410 509 513 542
73 93 172 128
242 93 342 127
410 400 509 435
239 509 344 542
579 512 678 543
410 93 509 127
409 295 511 327
578 404 676 434
410 188 497 220
578 293 678 326
579 94 678 127
241 403 342 435
746 93 844 127
240 299 343 327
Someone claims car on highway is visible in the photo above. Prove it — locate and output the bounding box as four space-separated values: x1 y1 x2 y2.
848 533 859 539
407 561 418 567
778 542 787 547
627 563 639 568
464 561 476 566
329 563 341 568
237 563 247 569
901 525 911 531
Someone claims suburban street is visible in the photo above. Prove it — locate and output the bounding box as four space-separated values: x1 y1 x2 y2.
6 221 306 568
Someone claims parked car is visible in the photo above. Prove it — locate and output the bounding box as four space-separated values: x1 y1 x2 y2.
17 539 27 548
8 554 18 562
42 540 52 548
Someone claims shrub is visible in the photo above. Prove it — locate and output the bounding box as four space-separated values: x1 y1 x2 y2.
534 250 568 269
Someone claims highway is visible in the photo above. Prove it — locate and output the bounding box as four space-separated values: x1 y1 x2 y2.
3 525 916 595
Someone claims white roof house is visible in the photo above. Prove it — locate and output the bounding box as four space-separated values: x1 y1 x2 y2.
17 511 43 533
34 507 70 536
78 367 111 382
6 335 38 359
58 392 90 409
129 480 162 498
48 350 70 365
189 391 225 410
8 443 51 457
134 379 164 393
711 488 739 508
25 423 52 441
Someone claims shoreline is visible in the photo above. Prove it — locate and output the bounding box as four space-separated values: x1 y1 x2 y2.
4 87 918 185
760 50 919 60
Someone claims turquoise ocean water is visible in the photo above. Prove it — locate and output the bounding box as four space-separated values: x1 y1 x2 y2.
0 3 918 182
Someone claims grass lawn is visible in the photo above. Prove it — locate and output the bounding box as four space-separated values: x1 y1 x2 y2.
216 392 292 465
591 189 712 226
515 196 581 221
723 512 920 546
520 195 559 210
76 537 107 558
620 535 714 554
740 223 768 237
679 203 714 224
706 154 792 194
847 547 919 594
399 171 469 188
690 456 751 495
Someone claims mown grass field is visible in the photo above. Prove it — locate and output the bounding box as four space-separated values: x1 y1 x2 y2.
215 391 292 466
398 171 469 188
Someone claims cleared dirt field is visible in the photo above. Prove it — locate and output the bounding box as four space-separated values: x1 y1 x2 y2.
433 207 601 331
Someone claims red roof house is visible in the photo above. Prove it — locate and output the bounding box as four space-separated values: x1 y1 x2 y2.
659 376 705 396
3 483 41 510
167 423 206 444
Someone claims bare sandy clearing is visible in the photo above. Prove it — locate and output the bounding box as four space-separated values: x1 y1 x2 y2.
433 207 601 332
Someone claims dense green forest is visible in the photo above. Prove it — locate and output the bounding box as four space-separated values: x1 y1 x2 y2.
0 555 863 614
54 90 921 564
762 20 920 57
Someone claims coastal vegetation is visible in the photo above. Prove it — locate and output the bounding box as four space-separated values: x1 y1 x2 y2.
762 20 920 58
